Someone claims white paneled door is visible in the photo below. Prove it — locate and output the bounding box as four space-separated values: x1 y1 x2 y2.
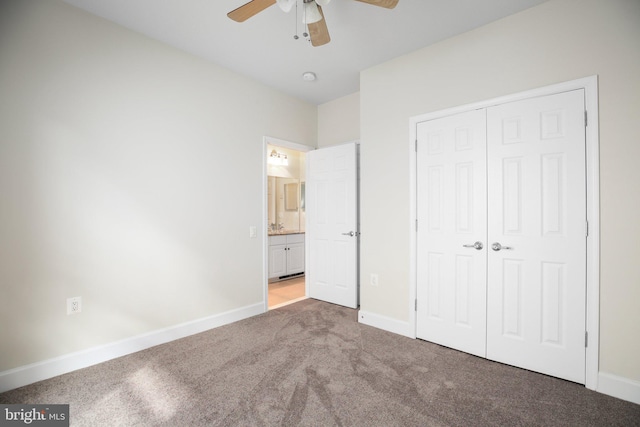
416 109 488 357
486 90 586 383
307 143 358 309
416 90 587 384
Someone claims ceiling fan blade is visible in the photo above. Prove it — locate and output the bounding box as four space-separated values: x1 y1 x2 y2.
228 0 277 22
353 0 399 9
308 5 331 47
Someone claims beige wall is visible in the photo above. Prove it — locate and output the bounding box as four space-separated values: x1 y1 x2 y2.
360 0 640 381
0 0 316 371
318 92 360 147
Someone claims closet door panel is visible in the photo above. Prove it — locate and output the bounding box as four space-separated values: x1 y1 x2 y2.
416 109 487 358
486 89 587 384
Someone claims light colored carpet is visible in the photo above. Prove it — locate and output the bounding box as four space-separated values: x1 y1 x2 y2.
1 299 638 426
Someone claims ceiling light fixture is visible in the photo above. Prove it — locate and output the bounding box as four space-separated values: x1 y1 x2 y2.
302 71 317 82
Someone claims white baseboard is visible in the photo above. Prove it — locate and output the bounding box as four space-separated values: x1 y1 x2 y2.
358 310 415 339
0 303 264 394
597 372 640 405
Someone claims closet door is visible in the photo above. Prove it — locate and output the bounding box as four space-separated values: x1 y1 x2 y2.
486 90 587 383
416 109 487 357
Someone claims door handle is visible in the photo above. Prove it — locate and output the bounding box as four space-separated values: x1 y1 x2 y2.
462 241 483 250
491 242 513 251
342 231 357 237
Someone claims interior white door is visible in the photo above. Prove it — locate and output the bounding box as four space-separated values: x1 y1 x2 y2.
486 89 587 383
416 109 488 357
306 143 359 308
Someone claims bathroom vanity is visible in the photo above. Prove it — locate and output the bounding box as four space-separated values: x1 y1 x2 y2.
268 232 305 280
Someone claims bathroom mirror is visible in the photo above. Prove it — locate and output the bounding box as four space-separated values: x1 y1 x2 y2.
284 183 298 211
268 176 305 234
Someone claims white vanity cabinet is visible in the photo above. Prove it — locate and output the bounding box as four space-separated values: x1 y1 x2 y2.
286 234 305 276
269 233 305 280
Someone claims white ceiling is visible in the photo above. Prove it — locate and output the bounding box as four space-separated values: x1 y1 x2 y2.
62 0 547 105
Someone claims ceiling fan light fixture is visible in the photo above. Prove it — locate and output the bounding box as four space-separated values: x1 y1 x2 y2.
302 0 323 24
276 0 295 13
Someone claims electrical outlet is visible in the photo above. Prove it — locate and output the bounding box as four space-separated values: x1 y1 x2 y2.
370 273 379 287
67 297 82 315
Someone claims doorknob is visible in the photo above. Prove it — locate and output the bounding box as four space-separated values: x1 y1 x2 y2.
342 231 357 237
491 242 513 251
462 241 483 250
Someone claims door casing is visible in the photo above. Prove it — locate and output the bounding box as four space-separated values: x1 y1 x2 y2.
409 76 600 390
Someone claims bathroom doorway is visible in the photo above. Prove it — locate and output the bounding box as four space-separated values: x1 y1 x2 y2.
264 137 311 310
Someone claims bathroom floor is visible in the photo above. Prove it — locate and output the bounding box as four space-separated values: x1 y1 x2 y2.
268 276 306 309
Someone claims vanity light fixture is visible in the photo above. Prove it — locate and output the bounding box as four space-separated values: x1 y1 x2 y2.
268 149 289 166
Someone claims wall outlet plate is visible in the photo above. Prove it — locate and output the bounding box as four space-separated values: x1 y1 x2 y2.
67 297 82 315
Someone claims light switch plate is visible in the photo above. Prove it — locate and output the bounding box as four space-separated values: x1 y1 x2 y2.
249 226 257 238
370 274 379 287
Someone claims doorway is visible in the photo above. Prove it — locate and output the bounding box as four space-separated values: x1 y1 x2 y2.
264 137 311 310
263 139 361 311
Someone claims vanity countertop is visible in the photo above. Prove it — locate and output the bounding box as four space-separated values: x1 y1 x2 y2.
268 231 305 236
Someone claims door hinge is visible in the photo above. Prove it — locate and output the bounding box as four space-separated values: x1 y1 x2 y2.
586 220 589 237
585 331 588 348
415 139 418 152
584 111 588 127
415 299 418 311
416 219 418 232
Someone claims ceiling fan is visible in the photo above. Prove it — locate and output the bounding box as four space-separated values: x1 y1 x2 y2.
227 0 399 47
